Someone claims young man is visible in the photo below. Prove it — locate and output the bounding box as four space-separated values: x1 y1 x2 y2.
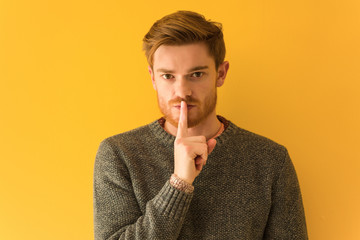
94 11 308 239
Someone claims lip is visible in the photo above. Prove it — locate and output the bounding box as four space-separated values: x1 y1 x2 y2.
174 105 195 110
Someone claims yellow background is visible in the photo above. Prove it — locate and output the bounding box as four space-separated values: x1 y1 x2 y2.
1 0 359 239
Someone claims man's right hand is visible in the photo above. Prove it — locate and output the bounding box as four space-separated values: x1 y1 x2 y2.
174 101 217 185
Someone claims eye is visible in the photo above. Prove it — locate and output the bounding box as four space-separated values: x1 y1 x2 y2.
191 72 203 78
162 74 174 80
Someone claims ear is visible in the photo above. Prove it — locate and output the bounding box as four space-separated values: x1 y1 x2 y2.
216 61 229 87
148 66 157 90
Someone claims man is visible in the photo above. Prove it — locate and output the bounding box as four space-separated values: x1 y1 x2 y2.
94 10 308 239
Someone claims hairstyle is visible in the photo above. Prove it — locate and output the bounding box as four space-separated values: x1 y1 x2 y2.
143 10 226 70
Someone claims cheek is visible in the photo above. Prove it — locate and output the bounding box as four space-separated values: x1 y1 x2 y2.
157 84 173 100
156 90 171 106
197 83 215 98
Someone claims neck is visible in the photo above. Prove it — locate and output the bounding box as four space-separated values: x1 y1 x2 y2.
164 110 221 140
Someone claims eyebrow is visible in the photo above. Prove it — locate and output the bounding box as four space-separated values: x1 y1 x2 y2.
156 66 209 73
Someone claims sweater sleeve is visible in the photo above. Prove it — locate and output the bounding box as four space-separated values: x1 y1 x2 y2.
263 149 308 239
93 139 193 240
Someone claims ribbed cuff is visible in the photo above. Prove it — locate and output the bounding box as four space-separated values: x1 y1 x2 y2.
170 174 194 194
153 180 193 220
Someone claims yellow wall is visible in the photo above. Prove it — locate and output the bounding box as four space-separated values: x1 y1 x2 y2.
1 0 359 239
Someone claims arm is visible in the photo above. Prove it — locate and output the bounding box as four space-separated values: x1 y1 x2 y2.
263 150 308 239
93 139 193 240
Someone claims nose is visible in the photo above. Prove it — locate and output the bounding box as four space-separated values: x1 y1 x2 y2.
174 76 192 99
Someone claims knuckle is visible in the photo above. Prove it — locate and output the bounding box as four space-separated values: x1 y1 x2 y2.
199 136 206 142
175 138 183 145
184 145 192 153
202 144 208 153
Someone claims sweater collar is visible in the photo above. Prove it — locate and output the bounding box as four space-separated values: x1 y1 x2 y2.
148 115 238 147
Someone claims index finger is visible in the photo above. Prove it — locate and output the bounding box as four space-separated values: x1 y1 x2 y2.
176 101 188 138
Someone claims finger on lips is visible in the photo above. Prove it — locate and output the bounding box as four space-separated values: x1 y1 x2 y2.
175 100 210 171
176 101 188 139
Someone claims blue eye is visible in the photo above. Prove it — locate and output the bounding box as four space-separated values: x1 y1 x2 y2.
191 72 203 78
162 74 174 80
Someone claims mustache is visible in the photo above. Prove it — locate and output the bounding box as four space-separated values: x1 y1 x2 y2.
169 97 199 106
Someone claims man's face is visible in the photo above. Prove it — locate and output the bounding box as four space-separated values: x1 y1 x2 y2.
149 42 225 128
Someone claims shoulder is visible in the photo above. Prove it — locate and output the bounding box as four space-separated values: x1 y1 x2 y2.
99 120 158 151
235 123 285 150
220 120 289 165
223 120 286 149
218 120 294 181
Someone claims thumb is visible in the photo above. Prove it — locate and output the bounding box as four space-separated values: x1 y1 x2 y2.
207 139 217 154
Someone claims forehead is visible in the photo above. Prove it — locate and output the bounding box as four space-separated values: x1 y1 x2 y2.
153 43 215 71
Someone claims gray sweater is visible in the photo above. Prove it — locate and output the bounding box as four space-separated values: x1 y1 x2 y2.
93 117 308 239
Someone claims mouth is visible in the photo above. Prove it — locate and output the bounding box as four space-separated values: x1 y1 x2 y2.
174 104 196 110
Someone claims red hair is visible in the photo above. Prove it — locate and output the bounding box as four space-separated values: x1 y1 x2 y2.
143 11 226 69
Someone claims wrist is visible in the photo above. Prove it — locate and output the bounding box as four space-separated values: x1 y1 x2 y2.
169 173 194 194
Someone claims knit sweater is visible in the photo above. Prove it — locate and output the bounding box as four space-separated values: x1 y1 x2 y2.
93 116 308 240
